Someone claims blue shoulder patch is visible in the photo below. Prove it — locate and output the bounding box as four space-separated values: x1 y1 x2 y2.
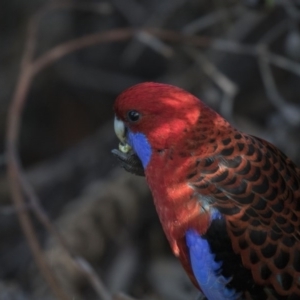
186 229 240 300
127 131 152 168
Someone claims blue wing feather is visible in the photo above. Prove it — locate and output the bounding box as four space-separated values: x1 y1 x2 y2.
186 229 240 300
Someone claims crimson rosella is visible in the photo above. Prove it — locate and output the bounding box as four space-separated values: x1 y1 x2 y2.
112 82 300 300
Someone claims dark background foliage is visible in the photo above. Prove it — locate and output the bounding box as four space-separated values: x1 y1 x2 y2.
1 0 300 299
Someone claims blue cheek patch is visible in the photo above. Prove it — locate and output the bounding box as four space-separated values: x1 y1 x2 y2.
186 229 240 300
127 131 152 168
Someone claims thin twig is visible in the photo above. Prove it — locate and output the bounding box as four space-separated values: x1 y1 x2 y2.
6 8 72 300
32 29 135 75
120 0 187 65
182 5 244 34
135 31 173 58
75 257 111 300
184 47 238 119
19 166 111 300
258 46 300 125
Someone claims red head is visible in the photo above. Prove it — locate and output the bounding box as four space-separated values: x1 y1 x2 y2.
113 82 224 155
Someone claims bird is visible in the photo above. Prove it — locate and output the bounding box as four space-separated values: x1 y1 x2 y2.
112 82 300 300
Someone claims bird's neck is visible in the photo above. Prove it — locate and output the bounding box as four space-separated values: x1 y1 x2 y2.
145 153 211 256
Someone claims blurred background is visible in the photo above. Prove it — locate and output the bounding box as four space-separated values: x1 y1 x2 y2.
1 0 300 299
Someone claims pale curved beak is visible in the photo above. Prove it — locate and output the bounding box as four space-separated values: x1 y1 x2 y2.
114 117 132 153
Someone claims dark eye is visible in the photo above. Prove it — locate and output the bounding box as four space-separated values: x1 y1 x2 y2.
127 110 140 122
